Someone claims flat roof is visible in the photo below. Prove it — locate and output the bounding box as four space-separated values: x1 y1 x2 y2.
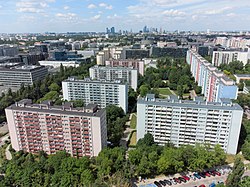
235 74 250 78
138 94 242 111
90 65 137 71
6 101 105 117
0 65 47 72
63 77 127 85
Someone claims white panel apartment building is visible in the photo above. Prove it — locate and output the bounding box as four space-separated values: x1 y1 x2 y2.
62 77 128 113
137 94 243 154
5 99 107 157
212 51 249 66
89 65 138 91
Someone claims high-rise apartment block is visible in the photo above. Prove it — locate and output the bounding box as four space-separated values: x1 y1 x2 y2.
186 50 238 102
212 51 248 66
137 94 243 154
0 65 48 88
0 44 18 57
62 77 128 113
105 60 145 75
5 100 107 157
89 65 138 90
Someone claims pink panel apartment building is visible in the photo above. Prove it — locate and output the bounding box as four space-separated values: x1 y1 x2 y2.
5 99 107 157
105 60 145 75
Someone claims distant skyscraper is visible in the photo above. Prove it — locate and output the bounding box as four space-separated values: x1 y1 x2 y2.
110 27 115 34
106 27 110 34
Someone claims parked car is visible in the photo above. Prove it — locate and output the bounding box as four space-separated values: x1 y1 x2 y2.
208 171 215 176
163 179 172 186
218 169 225 175
214 170 221 176
189 174 196 181
209 182 216 187
178 177 186 183
173 177 181 184
198 172 206 178
182 175 190 181
159 180 166 186
154 181 162 187
193 173 201 179
169 179 177 185
205 172 211 177
199 185 206 187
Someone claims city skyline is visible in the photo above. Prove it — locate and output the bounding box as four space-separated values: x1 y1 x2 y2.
0 0 250 33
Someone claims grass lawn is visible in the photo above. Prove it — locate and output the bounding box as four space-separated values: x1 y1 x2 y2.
159 88 172 95
129 131 137 146
130 114 137 129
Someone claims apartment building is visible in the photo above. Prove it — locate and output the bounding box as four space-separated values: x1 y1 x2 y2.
137 94 243 154
5 99 107 157
186 50 238 102
212 51 248 66
89 65 138 90
0 65 48 88
0 44 18 57
62 77 128 113
96 47 125 65
105 59 145 75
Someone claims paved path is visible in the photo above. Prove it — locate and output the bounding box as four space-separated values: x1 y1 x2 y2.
0 133 9 147
120 114 135 148
5 144 12 160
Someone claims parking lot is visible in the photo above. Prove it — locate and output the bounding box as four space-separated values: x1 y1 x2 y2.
135 168 250 187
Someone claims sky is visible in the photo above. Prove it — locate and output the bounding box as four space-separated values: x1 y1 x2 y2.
0 0 250 33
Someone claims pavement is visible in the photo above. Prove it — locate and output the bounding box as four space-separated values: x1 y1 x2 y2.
120 113 135 148
136 170 250 187
5 144 12 160
0 133 9 147
135 165 250 187
0 123 8 135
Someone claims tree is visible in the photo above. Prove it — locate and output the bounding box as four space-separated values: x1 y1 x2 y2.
128 87 137 112
240 176 250 187
242 141 250 160
177 85 183 98
72 100 84 107
137 133 155 147
106 105 127 146
48 83 61 92
139 85 150 97
226 157 245 187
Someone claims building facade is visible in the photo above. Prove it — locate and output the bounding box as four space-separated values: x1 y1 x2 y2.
5 99 107 157
0 65 48 88
212 51 248 66
137 94 243 154
89 65 138 90
186 50 238 102
62 77 128 113
105 60 145 75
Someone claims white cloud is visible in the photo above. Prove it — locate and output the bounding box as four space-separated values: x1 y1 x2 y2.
99 3 113 10
16 0 54 13
87 4 96 9
56 13 76 18
203 6 232 15
64 6 69 10
91 14 101 20
107 14 121 19
162 9 186 16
